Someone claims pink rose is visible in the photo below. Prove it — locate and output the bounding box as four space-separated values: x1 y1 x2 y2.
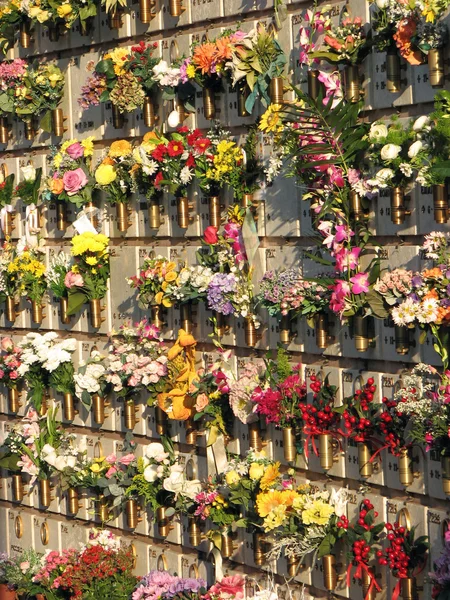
20 561 30 573
64 271 84 289
195 393 209 412
105 466 118 479
9 371 18 380
63 168 88 195
105 453 117 464
118 453 135 466
1 336 13 351
66 142 84 159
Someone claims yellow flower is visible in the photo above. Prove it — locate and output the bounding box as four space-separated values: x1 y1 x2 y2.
162 297 173 308
249 462 265 481
109 47 130 65
165 271 177 283
85 256 97 266
256 489 298 518
95 164 116 186
155 291 163 305
225 470 240 486
48 72 63 88
186 64 196 78
302 500 335 526
259 104 283 133
81 137 95 156
56 3 72 17
260 462 280 490
262 505 288 531
109 139 132 157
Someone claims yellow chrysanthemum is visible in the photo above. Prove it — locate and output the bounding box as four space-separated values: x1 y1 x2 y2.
302 500 335 526
53 153 63 169
85 256 97 266
186 64 196 78
260 462 280 490
259 104 283 133
109 139 132 158
95 164 117 186
249 462 265 481
81 137 95 156
109 47 130 65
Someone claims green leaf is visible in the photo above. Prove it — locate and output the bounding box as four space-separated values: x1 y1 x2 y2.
39 110 52 133
67 289 88 315
365 289 389 319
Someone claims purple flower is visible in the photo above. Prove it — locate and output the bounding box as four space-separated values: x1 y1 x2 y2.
412 275 423 288
66 142 84 159
132 571 206 600
207 273 237 315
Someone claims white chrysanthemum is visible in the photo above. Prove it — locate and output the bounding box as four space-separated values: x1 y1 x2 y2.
417 298 439 324
179 166 193 185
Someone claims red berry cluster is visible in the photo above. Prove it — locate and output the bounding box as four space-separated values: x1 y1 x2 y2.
343 378 377 442
299 375 340 433
379 397 406 455
349 500 381 565
336 515 349 529
377 522 410 578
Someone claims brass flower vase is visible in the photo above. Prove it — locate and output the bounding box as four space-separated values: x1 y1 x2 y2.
169 0 185 17
390 187 410 225
63 392 76 421
209 196 221 228
51 108 65 137
155 406 168 435
188 516 201 546
24 119 36 140
237 83 250 117
244 317 257 347
307 69 322 100
287 555 300 577
176 196 192 228
108 8 122 29
428 48 444 88
269 76 284 104
84 201 99 230
220 529 233 558
215 311 228 338
248 421 262 451
126 498 140 529
111 105 124 129
56 202 67 231
139 0 155 23
12 474 24 502
394 325 410 355
151 305 164 329
31 300 44 324
148 198 162 229
157 506 170 536
60 297 71 324
174 97 187 123
202 87 216 120
441 454 450 495
20 19 31 48
89 299 105 329
358 442 373 478
362 569 377 600
184 418 197 444
39 479 52 508
283 427 296 463
67 487 80 515
97 494 109 522
253 532 265 566
279 314 291 344
322 554 337 591
315 313 329 349
318 433 334 471
386 48 401 93
8 387 21 413
2 208 14 236
0 117 9 145
433 183 449 224
116 202 130 232
92 393 106 425
180 302 193 334
143 96 157 128
344 64 360 102
124 400 138 430
350 189 366 222
353 315 371 353
40 391 49 416
401 577 418 600
398 447 414 487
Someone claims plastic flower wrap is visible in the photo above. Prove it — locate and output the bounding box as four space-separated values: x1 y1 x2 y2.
157 329 198 420
132 571 206 600
94 139 137 206
47 251 72 301
17 331 77 411
65 232 110 317
14 63 65 132
228 359 265 424
79 43 160 115
43 137 96 209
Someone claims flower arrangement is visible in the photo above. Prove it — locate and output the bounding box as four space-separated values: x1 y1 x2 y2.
65 232 110 324
79 43 160 118
14 245 47 314
47 250 72 306
14 164 42 206
17 332 77 411
127 256 181 309
0 336 22 395
298 6 331 68
132 572 206 600
430 533 450 600
228 359 265 424
95 140 137 205
74 349 109 409
205 576 245 600
0 59 27 120
311 13 369 65
13 63 65 133
43 137 96 210
1 549 42 597
0 242 27 304
0 168 15 220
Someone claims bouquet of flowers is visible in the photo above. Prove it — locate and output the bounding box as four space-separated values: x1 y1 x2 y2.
228 359 265 424
0 336 22 396
65 232 110 322
14 164 42 206
0 168 15 229
17 331 77 411
0 59 27 119
127 255 181 309
0 242 26 304
43 137 96 210
13 63 65 133
310 13 370 65
132 571 206 600
298 5 332 68
79 43 160 116
105 320 168 405
94 139 137 206
47 251 72 308
430 532 450 600
74 349 109 409
14 245 47 314
2 550 43 598
206 576 246 600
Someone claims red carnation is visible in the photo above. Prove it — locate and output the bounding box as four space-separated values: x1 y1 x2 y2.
194 137 211 153
167 140 184 157
151 144 167 162
177 126 189 133
187 129 202 145
186 153 195 168
154 172 163 189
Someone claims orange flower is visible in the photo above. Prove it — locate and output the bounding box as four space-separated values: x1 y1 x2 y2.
109 139 132 157
193 42 216 75
102 156 115 166
49 177 64 195
423 268 443 279
143 131 159 143
393 18 423 65
424 289 439 301
213 37 233 62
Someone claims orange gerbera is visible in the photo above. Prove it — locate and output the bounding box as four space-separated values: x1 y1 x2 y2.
423 268 444 279
193 42 216 75
213 37 233 62
393 18 422 65
256 489 298 517
260 462 281 490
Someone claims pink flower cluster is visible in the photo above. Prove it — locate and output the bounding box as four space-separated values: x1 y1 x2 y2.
193 489 219 520
0 59 27 90
104 453 135 479
34 549 78 588
0 336 22 386
223 221 247 264
205 575 245 600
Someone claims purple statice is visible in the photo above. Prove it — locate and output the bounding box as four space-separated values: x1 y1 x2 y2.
259 268 303 316
207 273 237 315
430 541 450 595
0 552 13 584
132 571 206 600
78 73 107 110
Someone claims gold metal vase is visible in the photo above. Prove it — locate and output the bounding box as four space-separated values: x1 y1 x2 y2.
0 117 9 145
287 555 300 577
116 202 130 232
155 406 168 435
184 418 197 444
350 189 365 221
67 487 79 515
20 19 31 48
12 474 24 502
322 554 337 591
248 421 262 451
318 433 334 471
157 506 170 536
386 48 401 93
8 387 20 413
442 454 450 495
433 183 449 224
124 400 138 430
362 569 377 600
84 201 99 229
220 529 233 558
315 312 329 349
394 325 410 355
126 498 139 529
108 8 122 29
358 442 373 478
279 314 291 344
188 516 201 546
97 494 109 522
63 392 76 421
398 447 414 487
209 196 221 228
2 209 14 237
177 196 192 229
111 105 124 129
253 532 265 566
202 87 216 120
180 302 193 334
24 120 36 140
237 84 250 117
151 305 164 329
428 48 444 88
92 393 106 424
59 297 71 324
143 96 157 128
401 577 417 600
148 199 162 229
391 187 410 225
139 0 155 23
56 202 67 231
283 427 296 463
31 300 44 324
353 315 370 353
244 317 257 347
344 64 360 102
39 479 52 508
51 108 65 137
269 76 284 104
89 298 104 329
307 69 322 100
169 0 185 17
